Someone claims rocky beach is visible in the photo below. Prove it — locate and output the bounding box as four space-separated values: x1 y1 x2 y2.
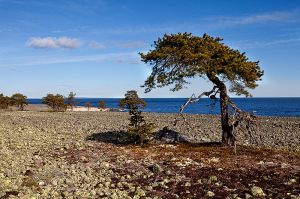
0 110 299 198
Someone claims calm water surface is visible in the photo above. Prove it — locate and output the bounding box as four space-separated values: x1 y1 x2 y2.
28 98 300 117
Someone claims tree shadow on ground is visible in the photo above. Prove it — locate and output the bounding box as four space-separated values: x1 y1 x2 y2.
86 131 134 145
86 127 222 146
155 127 221 146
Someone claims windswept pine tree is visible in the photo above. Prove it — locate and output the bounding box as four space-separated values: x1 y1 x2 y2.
140 33 264 146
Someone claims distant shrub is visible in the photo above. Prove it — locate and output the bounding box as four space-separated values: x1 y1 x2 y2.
11 93 28 111
85 102 92 111
98 100 106 109
0 93 11 109
66 92 77 110
42 94 67 112
119 90 156 145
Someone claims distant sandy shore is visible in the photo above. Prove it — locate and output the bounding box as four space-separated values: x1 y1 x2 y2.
12 104 110 112
67 106 110 112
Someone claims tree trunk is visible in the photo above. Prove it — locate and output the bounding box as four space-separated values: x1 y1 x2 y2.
207 73 235 146
219 86 235 145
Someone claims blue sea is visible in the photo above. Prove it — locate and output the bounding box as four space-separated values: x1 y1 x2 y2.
27 98 300 117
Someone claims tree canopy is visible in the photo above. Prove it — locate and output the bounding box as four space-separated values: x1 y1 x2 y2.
140 33 263 97
42 94 66 112
119 90 147 110
66 92 77 110
0 93 11 109
140 33 264 146
98 100 106 109
11 93 28 111
85 102 92 110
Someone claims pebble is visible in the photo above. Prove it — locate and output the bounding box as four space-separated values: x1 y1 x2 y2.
206 191 215 197
251 186 265 196
0 111 299 198
209 175 218 183
149 163 164 173
185 182 191 187
38 181 45 186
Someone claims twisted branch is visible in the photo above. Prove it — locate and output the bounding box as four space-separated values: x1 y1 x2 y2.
226 96 259 145
179 86 219 113
173 86 259 147
174 86 219 134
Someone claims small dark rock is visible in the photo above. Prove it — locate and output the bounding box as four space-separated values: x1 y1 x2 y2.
148 163 164 173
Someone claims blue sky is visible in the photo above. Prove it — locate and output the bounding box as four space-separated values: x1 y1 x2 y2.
0 0 300 98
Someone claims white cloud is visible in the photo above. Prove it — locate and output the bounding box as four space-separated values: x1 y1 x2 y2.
89 41 106 49
0 25 14 33
89 40 146 49
0 52 140 68
114 41 146 48
88 10 300 36
27 37 81 49
205 10 300 29
233 38 300 49
226 12 294 25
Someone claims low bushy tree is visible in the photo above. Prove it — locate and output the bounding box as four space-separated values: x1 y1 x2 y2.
42 94 67 112
119 90 156 145
66 92 77 110
11 93 28 111
0 93 11 109
98 100 106 109
85 102 92 111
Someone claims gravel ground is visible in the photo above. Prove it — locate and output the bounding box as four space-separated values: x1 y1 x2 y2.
0 111 299 198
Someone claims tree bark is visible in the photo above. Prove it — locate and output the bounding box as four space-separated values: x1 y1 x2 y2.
219 85 235 145
207 73 235 146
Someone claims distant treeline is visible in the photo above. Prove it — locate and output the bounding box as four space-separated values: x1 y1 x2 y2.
0 92 106 112
0 93 28 110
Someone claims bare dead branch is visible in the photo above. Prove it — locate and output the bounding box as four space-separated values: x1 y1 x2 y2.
179 86 218 113
173 87 220 135
226 96 259 146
